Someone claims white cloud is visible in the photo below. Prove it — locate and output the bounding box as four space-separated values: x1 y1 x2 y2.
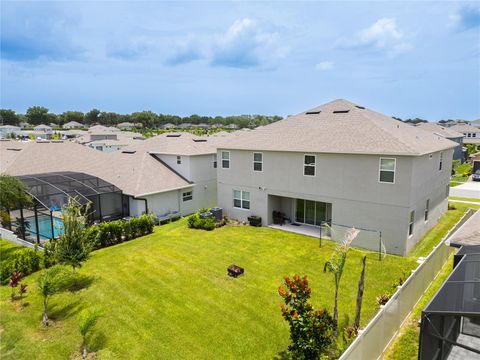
339 18 412 57
210 18 288 68
315 61 334 71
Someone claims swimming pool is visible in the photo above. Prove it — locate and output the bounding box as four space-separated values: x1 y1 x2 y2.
27 215 64 240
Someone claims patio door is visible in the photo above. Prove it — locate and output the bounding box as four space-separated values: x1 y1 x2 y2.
295 198 328 226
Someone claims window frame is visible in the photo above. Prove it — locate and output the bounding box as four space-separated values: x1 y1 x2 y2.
409 210 415 237
177 155 182 165
213 153 217 168
378 157 396 184
221 151 230 169
253 152 263 172
439 152 443 171
233 190 250 210
182 190 193 202
303 154 316 177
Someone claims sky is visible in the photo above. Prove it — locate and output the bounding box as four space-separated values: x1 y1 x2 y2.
1 1 479 120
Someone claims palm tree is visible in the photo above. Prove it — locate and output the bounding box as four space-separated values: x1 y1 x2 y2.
37 266 67 326
324 228 360 337
354 256 367 330
79 309 101 359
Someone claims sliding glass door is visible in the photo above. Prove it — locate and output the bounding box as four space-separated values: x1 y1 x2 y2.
295 198 328 226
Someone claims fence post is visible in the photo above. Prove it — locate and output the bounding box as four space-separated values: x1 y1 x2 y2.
379 231 382 261
319 222 322 248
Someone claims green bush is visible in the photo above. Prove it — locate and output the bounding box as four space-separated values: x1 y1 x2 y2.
0 248 41 284
42 240 58 268
187 211 216 231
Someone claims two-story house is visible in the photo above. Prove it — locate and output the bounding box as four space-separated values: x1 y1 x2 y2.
217 99 456 256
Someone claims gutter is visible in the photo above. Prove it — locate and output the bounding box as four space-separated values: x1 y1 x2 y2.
133 184 195 198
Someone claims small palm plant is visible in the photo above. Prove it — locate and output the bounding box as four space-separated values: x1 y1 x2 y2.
324 227 360 338
37 266 68 326
9 271 22 301
78 308 101 359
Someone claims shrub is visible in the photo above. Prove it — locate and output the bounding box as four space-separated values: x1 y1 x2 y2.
0 248 42 284
377 293 391 306
43 240 58 268
84 226 100 249
187 212 216 231
278 275 336 358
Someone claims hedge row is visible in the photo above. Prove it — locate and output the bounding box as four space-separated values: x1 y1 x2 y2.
0 248 41 284
84 214 155 250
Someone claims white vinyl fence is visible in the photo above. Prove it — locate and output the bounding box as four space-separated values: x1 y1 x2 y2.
340 208 476 360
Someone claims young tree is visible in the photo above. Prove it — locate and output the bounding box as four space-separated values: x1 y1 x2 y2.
56 198 91 272
278 274 336 359
78 308 101 359
323 228 360 337
0 175 32 230
354 256 367 330
37 266 68 326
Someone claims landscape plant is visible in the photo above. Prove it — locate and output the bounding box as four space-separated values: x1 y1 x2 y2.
187 211 216 230
37 265 70 326
354 256 367 330
0 175 32 230
0 248 41 284
323 228 360 337
278 274 336 359
78 308 101 359
8 271 22 301
56 198 91 272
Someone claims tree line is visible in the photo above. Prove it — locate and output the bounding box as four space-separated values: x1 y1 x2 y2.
0 107 283 129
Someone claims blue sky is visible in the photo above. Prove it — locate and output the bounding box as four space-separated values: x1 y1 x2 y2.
1 1 479 120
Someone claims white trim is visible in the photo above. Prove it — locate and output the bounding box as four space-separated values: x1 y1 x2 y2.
408 210 415 237
303 154 316 177
134 184 195 197
253 152 263 172
378 157 396 184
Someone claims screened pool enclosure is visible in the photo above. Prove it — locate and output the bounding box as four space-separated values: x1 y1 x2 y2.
9 172 127 244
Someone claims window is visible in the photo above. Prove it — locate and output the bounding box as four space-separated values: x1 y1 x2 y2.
233 190 250 210
439 152 443 171
213 154 217 168
409 210 415 236
473 133 477 138
253 152 263 172
379 158 396 183
177 156 182 165
182 191 193 202
468 133 472 138
304 154 316 176
425 200 429 221
222 151 230 168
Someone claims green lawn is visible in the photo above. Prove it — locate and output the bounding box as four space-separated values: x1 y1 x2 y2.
1 220 415 360
0 240 23 264
449 196 480 203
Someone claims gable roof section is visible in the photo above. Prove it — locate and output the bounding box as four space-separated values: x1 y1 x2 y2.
219 99 457 156
0 141 190 197
450 123 480 133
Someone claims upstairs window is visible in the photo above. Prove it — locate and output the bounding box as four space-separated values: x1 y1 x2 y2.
424 199 429 221
182 191 193 202
439 152 443 171
177 156 182 165
233 190 250 210
409 210 415 236
253 152 263 172
379 158 396 183
222 151 230 168
213 154 217 168
304 155 316 176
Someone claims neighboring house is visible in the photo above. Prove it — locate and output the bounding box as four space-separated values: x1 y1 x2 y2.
225 124 238 129
63 121 86 129
87 138 139 153
0 125 21 138
178 123 192 129
415 122 464 162
450 123 480 145
33 124 53 133
471 119 480 129
163 123 175 129
19 122 31 129
120 132 228 217
216 99 456 256
75 126 144 152
117 122 135 130
473 153 480 173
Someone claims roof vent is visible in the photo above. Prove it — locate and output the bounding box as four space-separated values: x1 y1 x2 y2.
166 134 181 137
193 139 207 142
305 111 321 115
355 105 365 109
121 150 136 154
333 110 350 114
7 148 22 151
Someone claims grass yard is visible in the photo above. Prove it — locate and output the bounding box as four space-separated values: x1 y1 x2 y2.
449 196 480 203
1 220 416 360
0 240 22 263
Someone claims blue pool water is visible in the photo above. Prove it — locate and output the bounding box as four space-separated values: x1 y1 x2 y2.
27 216 64 240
